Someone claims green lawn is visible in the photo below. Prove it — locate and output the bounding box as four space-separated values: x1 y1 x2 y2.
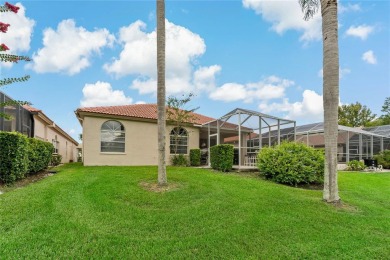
0 164 389 259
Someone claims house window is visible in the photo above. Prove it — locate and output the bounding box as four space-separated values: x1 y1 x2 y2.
170 127 188 154
101 120 125 153
52 136 59 154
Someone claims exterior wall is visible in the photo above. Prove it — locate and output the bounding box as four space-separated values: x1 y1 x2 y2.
33 117 47 141
33 116 78 163
82 116 200 166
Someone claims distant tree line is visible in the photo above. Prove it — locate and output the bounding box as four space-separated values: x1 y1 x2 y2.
338 97 390 127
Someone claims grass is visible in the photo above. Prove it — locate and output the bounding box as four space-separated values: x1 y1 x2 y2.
0 164 389 259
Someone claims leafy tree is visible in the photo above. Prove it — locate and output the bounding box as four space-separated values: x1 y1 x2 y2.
300 0 340 203
156 0 167 186
166 93 199 154
338 102 376 127
0 2 30 119
379 97 390 125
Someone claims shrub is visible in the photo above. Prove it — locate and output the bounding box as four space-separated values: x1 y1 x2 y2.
346 160 365 171
27 138 53 173
171 154 188 166
374 150 390 169
257 141 324 186
210 144 234 172
0 132 29 183
189 149 201 166
51 154 62 166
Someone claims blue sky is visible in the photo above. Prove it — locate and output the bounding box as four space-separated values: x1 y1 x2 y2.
1 0 389 141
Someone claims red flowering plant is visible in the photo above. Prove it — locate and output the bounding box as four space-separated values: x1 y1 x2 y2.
0 2 31 119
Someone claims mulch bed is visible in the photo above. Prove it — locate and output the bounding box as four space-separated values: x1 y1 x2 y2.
0 170 54 194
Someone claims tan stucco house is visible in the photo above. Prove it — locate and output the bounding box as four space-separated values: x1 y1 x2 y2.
75 104 217 166
24 105 79 163
75 103 258 166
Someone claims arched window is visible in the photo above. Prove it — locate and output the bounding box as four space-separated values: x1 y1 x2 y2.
170 127 188 154
101 120 125 153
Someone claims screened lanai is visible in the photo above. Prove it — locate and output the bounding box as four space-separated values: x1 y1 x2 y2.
270 122 390 164
201 108 296 169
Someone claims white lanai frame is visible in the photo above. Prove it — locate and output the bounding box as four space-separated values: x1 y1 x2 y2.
292 122 390 163
202 108 296 169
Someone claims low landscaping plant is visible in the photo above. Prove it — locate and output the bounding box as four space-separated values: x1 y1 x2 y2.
51 154 62 166
210 144 234 172
374 149 390 169
171 154 188 166
345 160 365 171
189 149 201 166
257 141 324 186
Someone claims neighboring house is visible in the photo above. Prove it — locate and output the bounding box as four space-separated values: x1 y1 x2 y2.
23 105 79 163
75 104 248 166
0 91 78 163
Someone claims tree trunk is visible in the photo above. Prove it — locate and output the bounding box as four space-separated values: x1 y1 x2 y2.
321 0 340 202
157 0 167 185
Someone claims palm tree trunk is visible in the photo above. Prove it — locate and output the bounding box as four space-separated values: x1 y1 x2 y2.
321 0 339 202
157 0 167 185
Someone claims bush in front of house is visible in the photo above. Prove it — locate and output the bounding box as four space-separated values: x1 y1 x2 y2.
210 144 234 172
27 138 54 173
171 154 189 166
374 150 390 169
257 141 324 186
0 132 55 184
0 131 29 183
189 149 201 166
345 160 365 171
51 154 62 166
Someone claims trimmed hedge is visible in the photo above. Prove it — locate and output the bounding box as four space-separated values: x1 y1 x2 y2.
0 132 29 183
374 150 390 169
190 149 201 166
0 131 54 184
210 144 234 172
28 138 54 173
257 141 324 186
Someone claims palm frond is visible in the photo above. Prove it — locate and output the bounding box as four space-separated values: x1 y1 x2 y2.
299 0 320 21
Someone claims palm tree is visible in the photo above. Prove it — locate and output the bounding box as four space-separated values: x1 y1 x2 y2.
299 0 340 202
157 0 167 185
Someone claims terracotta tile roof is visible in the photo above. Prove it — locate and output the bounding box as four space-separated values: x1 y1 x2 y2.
77 104 215 125
23 105 41 112
224 132 259 143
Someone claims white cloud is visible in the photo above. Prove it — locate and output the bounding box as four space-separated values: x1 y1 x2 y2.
362 50 377 65
242 0 322 42
339 3 361 14
209 83 247 102
209 76 294 102
259 90 324 122
193 65 221 92
80 81 132 107
0 3 35 68
345 25 374 40
103 19 215 96
29 19 114 75
317 67 351 79
0 3 35 53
